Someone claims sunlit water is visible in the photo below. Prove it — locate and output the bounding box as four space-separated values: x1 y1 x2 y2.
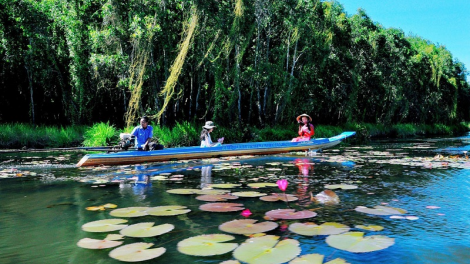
1 137 470 264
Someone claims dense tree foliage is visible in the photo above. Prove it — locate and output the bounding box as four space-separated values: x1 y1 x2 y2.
1 0 468 127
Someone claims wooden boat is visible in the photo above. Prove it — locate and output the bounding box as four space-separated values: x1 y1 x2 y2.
77 131 355 167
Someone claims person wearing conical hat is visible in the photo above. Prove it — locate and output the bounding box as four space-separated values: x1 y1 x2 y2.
292 114 314 142
200 121 224 147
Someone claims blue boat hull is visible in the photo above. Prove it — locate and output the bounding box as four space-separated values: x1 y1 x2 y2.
77 131 355 167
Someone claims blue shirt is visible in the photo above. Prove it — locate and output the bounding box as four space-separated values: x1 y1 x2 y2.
131 125 153 149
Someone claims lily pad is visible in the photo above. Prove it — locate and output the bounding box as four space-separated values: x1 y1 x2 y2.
324 184 358 190
355 205 407 216
105 234 124 240
247 183 278 188
266 209 317 220
289 222 350 236
196 194 239 202
109 207 150 217
77 237 123 249
233 235 301 264
355 225 384 231
198 189 230 195
260 193 298 202
199 203 245 212
147 205 191 216
109 242 166 262
177 234 238 256
81 219 128 232
120 222 174 238
289 254 349 264
219 219 278 234
220 261 241 264
210 183 242 189
231 191 267 197
326 232 394 253
167 189 201 194
151 176 168 181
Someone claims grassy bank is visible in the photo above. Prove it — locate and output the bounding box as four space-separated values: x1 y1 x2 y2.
0 122 468 149
0 123 86 149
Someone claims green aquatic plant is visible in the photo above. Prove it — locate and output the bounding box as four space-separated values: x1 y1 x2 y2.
326 232 395 253
177 234 238 256
82 122 117 147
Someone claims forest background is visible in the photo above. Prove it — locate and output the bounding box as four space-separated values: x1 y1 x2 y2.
1 0 469 147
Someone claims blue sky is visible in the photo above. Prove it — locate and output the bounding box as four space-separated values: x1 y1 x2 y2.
338 0 470 79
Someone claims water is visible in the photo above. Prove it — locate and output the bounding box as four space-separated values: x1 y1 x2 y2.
0 138 469 264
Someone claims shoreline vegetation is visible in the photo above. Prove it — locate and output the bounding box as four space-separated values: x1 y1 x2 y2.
2 1 469 130
0 122 468 149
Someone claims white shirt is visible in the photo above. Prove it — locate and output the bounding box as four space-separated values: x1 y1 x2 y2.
200 133 213 148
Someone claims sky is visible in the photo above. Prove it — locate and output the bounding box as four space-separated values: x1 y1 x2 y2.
338 0 470 79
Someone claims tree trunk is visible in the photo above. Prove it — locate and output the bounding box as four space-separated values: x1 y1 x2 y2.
263 23 271 119
235 44 242 124
275 37 298 123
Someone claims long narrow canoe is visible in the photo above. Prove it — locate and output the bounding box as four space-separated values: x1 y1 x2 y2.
77 131 355 167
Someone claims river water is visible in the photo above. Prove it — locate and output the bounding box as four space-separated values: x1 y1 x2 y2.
0 136 469 264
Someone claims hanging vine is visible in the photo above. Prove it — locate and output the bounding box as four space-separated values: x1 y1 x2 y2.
156 8 199 122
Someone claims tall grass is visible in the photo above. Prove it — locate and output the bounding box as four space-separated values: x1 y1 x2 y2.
0 123 86 148
82 122 118 147
0 122 468 149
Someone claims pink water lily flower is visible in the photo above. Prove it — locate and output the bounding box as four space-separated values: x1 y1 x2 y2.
241 209 252 217
276 179 288 192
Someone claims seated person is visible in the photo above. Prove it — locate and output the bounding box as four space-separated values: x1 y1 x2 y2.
131 116 163 151
200 121 224 148
292 114 314 142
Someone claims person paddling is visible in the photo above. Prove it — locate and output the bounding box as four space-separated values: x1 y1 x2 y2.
200 121 224 147
292 114 314 142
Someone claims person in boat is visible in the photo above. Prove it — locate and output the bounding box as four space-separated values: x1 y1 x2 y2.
292 114 314 142
131 116 162 151
200 121 224 148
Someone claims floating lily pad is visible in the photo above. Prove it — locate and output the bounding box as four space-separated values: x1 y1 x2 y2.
81 219 128 232
247 183 278 188
105 234 124 240
177 234 238 256
289 254 349 264
196 194 239 202
77 237 123 249
199 203 245 212
289 222 350 236
311 190 340 205
109 207 150 217
324 184 358 190
231 191 267 197
355 205 407 215
86 203 118 211
167 189 201 194
210 183 241 189
151 176 168 181
198 189 230 195
233 235 301 264
355 225 384 231
220 261 241 264
326 232 394 253
86 206 106 211
120 222 174 238
109 242 166 262
260 193 298 202
266 209 317 220
147 205 191 216
219 219 278 234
